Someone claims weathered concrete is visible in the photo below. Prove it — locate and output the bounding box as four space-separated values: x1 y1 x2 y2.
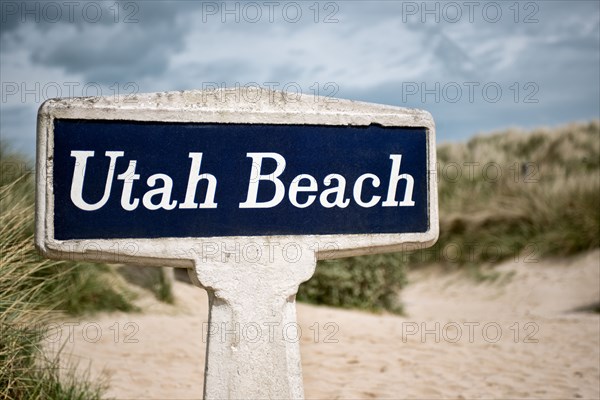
188 242 316 399
36 87 439 266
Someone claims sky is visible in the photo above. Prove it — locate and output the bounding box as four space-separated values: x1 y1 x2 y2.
1 0 599 154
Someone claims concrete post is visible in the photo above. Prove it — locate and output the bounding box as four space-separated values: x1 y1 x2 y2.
188 243 316 399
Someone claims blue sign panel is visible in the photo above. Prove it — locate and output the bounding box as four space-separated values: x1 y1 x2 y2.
52 120 429 240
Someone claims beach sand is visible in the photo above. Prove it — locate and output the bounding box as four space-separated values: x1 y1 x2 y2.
49 250 600 399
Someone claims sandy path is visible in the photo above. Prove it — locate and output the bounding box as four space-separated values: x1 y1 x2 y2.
50 250 600 399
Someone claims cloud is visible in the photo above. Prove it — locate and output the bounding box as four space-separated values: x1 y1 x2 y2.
29 23 177 82
0 0 201 34
2 1 200 84
0 0 598 155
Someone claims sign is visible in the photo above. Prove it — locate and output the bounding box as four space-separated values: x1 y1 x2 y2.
36 88 438 399
53 120 428 240
36 88 438 264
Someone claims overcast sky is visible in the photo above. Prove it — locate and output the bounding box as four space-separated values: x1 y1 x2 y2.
1 0 599 154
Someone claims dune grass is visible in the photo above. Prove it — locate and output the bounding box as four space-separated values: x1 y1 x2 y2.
418 120 600 269
299 120 600 309
0 147 138 399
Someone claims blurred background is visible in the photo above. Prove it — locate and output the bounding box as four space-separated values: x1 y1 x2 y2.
1 0 599 153
1 1 599 399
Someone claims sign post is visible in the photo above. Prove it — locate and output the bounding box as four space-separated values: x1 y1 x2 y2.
36 87 438 399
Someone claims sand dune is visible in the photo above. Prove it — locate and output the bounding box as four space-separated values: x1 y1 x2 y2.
49 250 600 399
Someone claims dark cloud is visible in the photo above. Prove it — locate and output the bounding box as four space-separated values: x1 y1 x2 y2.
3 1 200 84
29 23 181 83
1 0 598 155
1 1 201 34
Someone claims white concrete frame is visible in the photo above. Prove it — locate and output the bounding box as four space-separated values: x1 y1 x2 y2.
36 87 439 266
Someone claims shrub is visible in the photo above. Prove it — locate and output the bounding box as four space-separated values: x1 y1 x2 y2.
298 254 407 314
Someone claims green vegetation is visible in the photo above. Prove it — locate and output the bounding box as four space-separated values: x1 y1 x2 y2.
297 253 407 313
0 147 139 315
299 121 600 310
426 120 599 266
1 320 107 400
0 147 135 399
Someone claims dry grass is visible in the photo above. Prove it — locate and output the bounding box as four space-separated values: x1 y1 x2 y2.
0 147 135 399
417 120 600 269
302 120 600 305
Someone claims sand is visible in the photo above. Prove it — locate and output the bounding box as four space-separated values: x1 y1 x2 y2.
48 250 600 399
